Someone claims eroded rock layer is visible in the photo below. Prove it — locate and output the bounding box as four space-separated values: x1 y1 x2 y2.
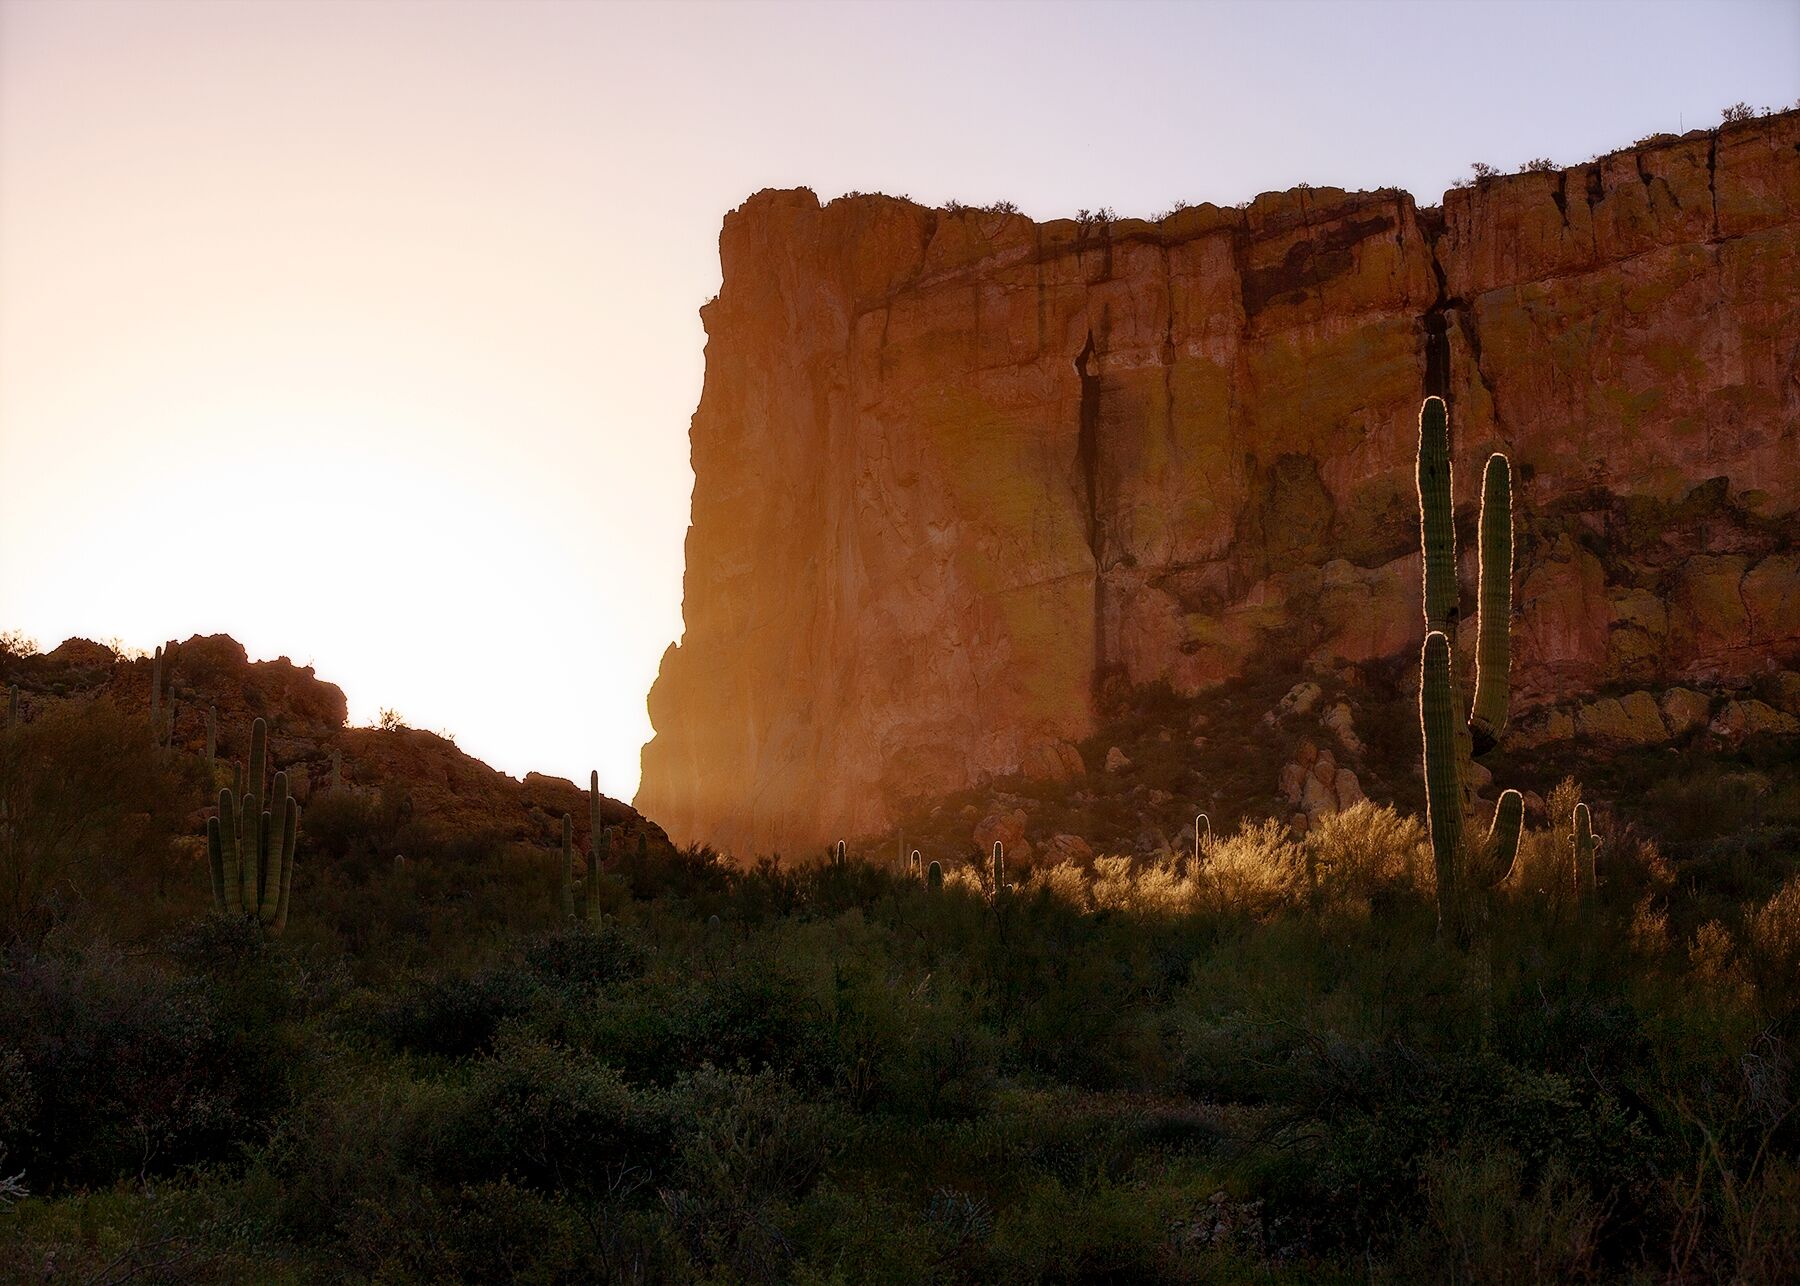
639 113 1800 858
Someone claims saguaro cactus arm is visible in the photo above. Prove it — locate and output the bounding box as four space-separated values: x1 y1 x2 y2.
1573 802 1597 899
1482 789 1523 887
1469 453 1513 754
273 797 299 935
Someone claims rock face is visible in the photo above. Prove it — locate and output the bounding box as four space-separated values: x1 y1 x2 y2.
639 113 1800 858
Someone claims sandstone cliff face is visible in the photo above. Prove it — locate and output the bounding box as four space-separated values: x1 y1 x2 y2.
639 113 1800 858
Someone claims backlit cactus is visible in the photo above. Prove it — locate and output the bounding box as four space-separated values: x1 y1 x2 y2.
927 860 943 891
1415 398 1521 944
1572 802 1597 900
991 841 1005 897
1469 455 1513 753
205 717 300 935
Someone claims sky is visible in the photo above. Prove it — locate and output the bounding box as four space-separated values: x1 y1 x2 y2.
1 0 1795 801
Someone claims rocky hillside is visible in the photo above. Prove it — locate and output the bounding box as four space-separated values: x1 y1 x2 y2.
640 111 1800 858
1 634 664 855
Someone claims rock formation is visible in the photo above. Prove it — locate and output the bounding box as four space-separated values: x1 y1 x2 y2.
639 112 1800 858
2 635 663 852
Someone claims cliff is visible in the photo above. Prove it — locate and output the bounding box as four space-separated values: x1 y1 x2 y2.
638 112 1800 858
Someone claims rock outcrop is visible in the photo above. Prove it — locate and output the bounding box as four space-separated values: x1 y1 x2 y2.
3 635 664 853
639 112 1800 858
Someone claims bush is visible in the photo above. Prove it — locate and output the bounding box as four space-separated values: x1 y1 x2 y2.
447 1034 680 1199
0 947 271 1187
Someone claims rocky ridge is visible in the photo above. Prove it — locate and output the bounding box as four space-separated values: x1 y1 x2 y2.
2 634 663 855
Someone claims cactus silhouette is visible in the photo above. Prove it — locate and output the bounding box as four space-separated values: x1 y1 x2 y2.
991 841 1005 897
926 860 943 891
1415 397 1521 945
204 717 300 935
148 640 182 751
910 848 922 880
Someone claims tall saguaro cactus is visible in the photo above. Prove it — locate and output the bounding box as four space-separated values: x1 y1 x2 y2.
1415 397 1522 945
991 841 1005 898
205 717 300 935
149 644 177 750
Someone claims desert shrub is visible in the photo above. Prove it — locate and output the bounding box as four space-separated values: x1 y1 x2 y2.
369 963 543 1058
1197 818 1306 917
0 947 271 1187
827 959 997 1117
0 700 199 941
631 1065 836 1280
1747 873 1800 1014
522 922 650 998
1393 1147 1602 1284
273 1064 466 1246
445 1033 680 1199
1303 802 1429 912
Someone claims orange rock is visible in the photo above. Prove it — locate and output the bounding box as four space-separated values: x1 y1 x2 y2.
639 113 1800 857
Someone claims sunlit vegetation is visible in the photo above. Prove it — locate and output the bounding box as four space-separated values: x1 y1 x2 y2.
2 690 1797 1281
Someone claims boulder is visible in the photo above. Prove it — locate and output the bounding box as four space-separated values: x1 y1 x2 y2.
1659 687 1713 737
1575 692 1667 745
973 808 1031 861
1041 833 1093 866
1710 700 1800 740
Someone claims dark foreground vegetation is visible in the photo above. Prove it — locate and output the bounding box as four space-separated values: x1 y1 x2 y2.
3 700 1799 1283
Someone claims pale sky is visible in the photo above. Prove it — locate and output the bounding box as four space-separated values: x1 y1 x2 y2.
1 0 1795 800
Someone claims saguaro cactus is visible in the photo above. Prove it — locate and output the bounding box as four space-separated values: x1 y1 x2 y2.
1415 397 1522 944
204 717 300 935
560 814 577 921
1572 802 1597 900
927 860 943 891
991 841 1005 897
910 849 922 879
149 644 175 749
586 771 609 931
